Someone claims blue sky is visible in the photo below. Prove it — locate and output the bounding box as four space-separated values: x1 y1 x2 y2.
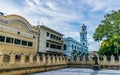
0 0 120 51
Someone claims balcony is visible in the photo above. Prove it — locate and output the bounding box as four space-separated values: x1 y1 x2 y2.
46 36 50 40
46 36 63 44
46 47 64 53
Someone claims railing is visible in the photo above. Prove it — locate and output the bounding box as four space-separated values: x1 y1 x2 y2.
46 47 64 53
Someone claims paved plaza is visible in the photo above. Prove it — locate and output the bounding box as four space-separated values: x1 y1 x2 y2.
30 68 120 75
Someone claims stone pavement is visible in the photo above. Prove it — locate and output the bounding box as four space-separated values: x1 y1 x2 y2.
30 68 120 75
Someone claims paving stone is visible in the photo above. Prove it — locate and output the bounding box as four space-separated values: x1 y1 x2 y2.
30 68 120 75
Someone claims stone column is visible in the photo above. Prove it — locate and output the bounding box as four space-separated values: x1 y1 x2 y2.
119 56 120 66
103 55 107 65
51 55 55 65
97 55 100 64
10 54 15 64
0 55 3 64
62 56 66 64
47 54 51 65
111 55 115 65
36 55 40 64
29 54 34 64
59 56 62 64
70 55 74 64
42 54 46 65
77 55 80 64
89 57 93 65
56 55 60 64
21 54 25 64
82 55 86 65
64 57 68 64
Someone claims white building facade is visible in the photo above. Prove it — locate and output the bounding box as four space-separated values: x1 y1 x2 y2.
64 24 89 59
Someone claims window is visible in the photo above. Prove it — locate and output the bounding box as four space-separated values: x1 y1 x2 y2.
72 45 73 50
14 39 21 45
3 54 10 62
50 44 56 48
28 42 33 47
83 35 84 40
6 37 13 43
58 37 61 40
0 35 5 42
56 36 59 40
64 44 67 50
83 43 85 45
15 55 21 61
46 43 49 47
47 32 49 37
75 46 76 50
22 40 27 46
57 46 61 49
50 34 55 39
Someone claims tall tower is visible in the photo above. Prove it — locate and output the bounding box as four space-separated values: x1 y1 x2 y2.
80 24 87 46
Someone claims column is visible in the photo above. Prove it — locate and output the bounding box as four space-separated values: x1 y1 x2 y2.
29 54 34 64
103 55 107 65
51 55 55 65
111 55 115 65
36 55 40 64
10 54 15 64
42 54 46 65
21 54 25 64
82 55 86 65
0 55 3 64
47 54 51 65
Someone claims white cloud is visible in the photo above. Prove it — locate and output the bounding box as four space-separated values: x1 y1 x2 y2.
1 0 120 51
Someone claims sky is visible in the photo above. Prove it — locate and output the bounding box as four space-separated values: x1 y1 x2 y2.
0 0 120 51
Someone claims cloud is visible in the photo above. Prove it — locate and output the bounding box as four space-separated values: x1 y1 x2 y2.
1 0 120 51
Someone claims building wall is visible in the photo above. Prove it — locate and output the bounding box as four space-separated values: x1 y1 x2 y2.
64 37 88 59
37 25 64 54
0 15 38 55
39 28 47 52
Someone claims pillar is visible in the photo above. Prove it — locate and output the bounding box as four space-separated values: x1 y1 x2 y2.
10 54 15 64
36 55 40 64
82 55 86 65
0 55 3 64
42 54 46 65
51 55 55 65
59 56 62 64
21 54 25 64
103 55 107 65
111 55 115 65
47 54 51 65
62 56 66 64
55 55 59 64
76 55 80 64
29 54 34 63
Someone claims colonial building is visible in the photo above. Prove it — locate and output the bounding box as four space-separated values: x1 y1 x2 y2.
35 25 64 54
0 13 38 56
64 24 88 59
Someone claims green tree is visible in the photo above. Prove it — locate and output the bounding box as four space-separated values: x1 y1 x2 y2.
93 10 120 56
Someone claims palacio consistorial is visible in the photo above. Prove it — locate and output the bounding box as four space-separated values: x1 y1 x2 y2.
0 12 88 59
